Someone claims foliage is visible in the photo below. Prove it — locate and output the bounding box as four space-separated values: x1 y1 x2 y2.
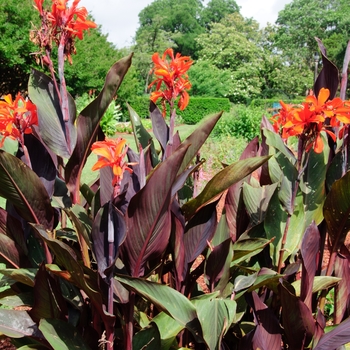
177 97 231 124
201 0 240 28
274 0 350 68
2 1 350 349
213 105 267 140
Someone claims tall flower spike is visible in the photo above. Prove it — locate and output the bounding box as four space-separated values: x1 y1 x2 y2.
149 48 193 116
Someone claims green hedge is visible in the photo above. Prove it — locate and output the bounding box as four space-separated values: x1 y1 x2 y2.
179 97 231 124
127 96 231 124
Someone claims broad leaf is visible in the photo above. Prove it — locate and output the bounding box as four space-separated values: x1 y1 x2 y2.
28 69 77 158
0 309 40 338
121 145 189 277
292 276 341 297
0 268 37 287
178 112 222 174
182 156 270 221
313 316 350 350
92 202 126 279
300 222 320 310
324 171 350 251
133 324 161 350
0 151 54 229
116 275 199 332
279 280 315 349
127 103 158 166
65 54 132 202
150 101 169 157
39 319 91 349
192 295 236 350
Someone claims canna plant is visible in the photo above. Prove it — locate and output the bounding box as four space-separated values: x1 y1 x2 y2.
0 0 350 348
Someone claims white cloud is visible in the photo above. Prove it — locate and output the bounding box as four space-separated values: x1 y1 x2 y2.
78 0 293 48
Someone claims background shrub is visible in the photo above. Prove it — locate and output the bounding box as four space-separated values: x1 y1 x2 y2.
213 105 268 141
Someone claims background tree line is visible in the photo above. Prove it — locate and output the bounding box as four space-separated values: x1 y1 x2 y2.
1 0 349 104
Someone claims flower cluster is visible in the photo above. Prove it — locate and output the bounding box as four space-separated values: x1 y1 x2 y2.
272 88 350 153
0 94 38 147
149 48 193 116
91 138 133 187
32 0 97 64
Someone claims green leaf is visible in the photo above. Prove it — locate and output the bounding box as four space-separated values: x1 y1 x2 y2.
324 171 350 251
0 151 54 229
28 69 77 159
39 319 91 349
133 324 161 350
128 103 159 166
116 275 199 334
301 141 329 225
182 156 270 221
192 295 236 350
151 312 182 350
242 182 278 225
0 268 37 287
0 309 39 338
292 276 341 297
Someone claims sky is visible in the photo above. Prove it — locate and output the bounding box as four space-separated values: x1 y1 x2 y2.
79 0 293 48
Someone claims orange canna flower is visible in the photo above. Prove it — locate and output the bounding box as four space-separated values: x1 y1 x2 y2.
91 138 133 187
149 48 193 116
0 93 38 147
32 0 97 64
272 88 350 153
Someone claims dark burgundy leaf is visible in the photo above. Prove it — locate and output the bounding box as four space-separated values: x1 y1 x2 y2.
17 134 56 198
29 263 67 322
246 292 282 350
92 202 126 279
170 201 185 291
150 101 169 157
279 280 315 349
120 144 189 277
28 69 77 159
314 316 350 350
314 38 339 99
0 150 54 230
65 54 132 203
205 238 231 286
300 221 320 310
334 245 350 324
183 201 218 279
314 309 326 347
99 165 114 207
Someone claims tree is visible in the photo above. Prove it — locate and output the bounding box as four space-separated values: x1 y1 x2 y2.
136 0 204 57
195 13 264 102
274 0 350 69
201 0 240 28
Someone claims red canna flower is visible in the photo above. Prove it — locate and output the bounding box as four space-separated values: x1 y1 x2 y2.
149 48 193 116
91 138 133 187
0 94 38 147
272 88 350 153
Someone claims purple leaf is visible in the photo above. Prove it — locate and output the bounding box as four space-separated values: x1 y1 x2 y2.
246 292 282 350
92 202 126 279
65 54 132 203
0 150 54 230
120 144 189 277
300 221 320 310
29 263 67 322
279 280 315 349
28 69 77 158
340 40 350 100
314 38 339 99
314 316 350 350
334 245 350 323
324 171 350 252
182 201 218 281
150 101 169 156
